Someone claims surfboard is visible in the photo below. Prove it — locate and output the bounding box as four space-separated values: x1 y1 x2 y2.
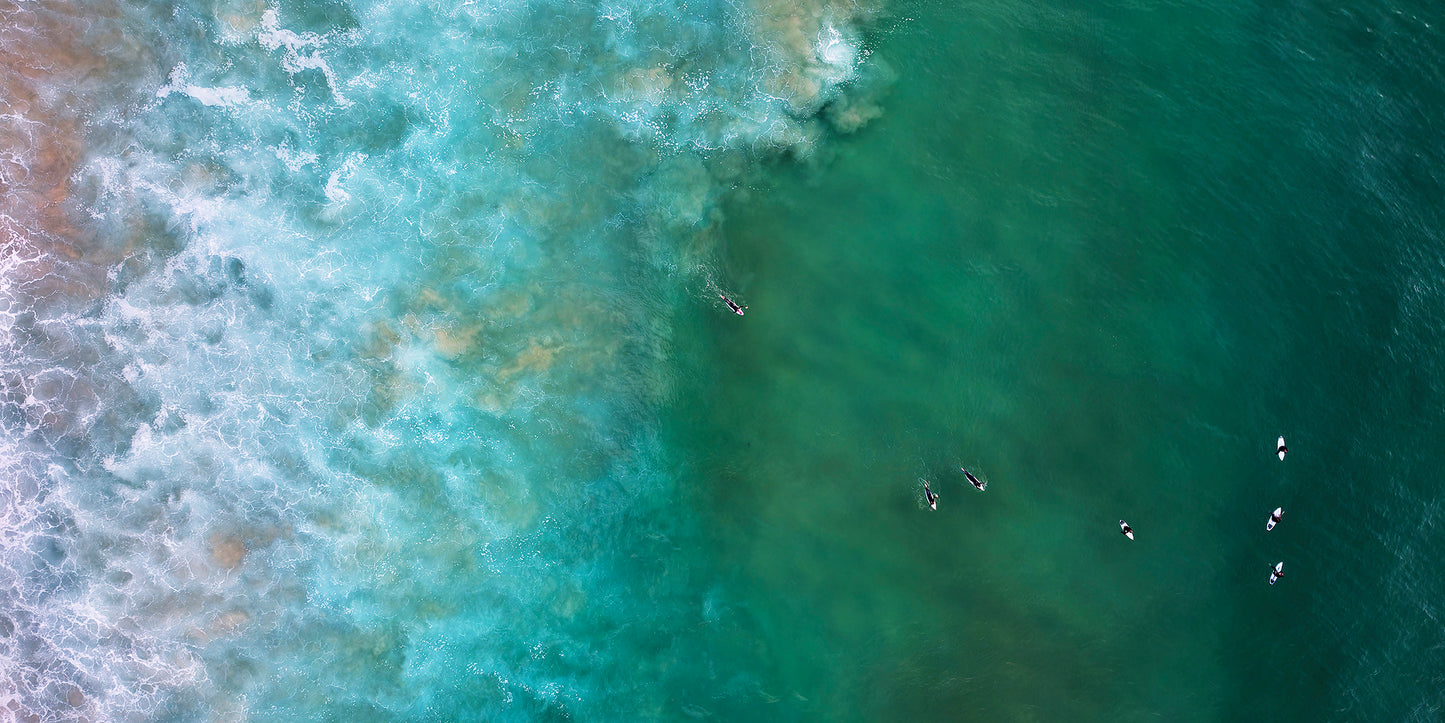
1277 436 1287 461
1119 520 1134 540
1267 507 1282 531
1269 562 1283 585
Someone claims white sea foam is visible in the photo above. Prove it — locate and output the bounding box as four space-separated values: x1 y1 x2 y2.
274 142 320 172
257 8 353 107
323 152 367 206
156 63 251 108
816 22 860 76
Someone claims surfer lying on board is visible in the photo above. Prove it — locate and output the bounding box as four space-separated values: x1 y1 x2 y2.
1267 507 1283 531
720 294 746 315
924 481 938 511
961 468 986 491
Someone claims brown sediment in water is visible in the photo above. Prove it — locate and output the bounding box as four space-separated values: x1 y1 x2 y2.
208 532 249 570
496 337 562 382
0 0 156 303
0 1 130 449
1 1 101 255
746 0 883 114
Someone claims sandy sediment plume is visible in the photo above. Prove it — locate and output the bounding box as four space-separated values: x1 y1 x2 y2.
0 0 143 311
603 0 887 152
2 0 91 252
746 0 882 113
1 0 157 449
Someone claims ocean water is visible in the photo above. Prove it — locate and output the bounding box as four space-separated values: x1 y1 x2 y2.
3 0 1444 720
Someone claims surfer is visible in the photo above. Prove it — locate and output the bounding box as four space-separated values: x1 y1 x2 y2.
924 481 938 511
1267 507 1283 531
961 468 986 491
1277 436 1288 461
1269 561 1284 585
1119 520 1134 540
719 294 746 316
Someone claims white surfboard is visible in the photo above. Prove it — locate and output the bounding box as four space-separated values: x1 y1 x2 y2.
1266 507 1283 531
1269 561 1283 585
1277 436 1287 461
924 481 937 511
1119 520 1134 540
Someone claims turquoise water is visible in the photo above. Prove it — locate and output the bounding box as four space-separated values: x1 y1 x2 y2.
3 0 1444 719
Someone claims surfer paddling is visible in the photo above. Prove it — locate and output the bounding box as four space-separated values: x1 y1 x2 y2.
924 481 938 511
1267 507 1283 531
1269 561 1284 585
1276 436 1288 461
961 468 986 491
719 294 746 316
1119 520 1134 540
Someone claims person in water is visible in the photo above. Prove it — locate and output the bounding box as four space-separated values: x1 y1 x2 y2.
962 468 985 490
1120 520 1134 538
924 481 938 510
720 294 746 315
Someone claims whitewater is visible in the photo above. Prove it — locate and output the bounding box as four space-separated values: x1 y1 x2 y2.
0 0 886 718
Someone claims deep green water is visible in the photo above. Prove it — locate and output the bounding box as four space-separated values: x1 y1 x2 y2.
671 0 1445 719
2 0 1443 719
